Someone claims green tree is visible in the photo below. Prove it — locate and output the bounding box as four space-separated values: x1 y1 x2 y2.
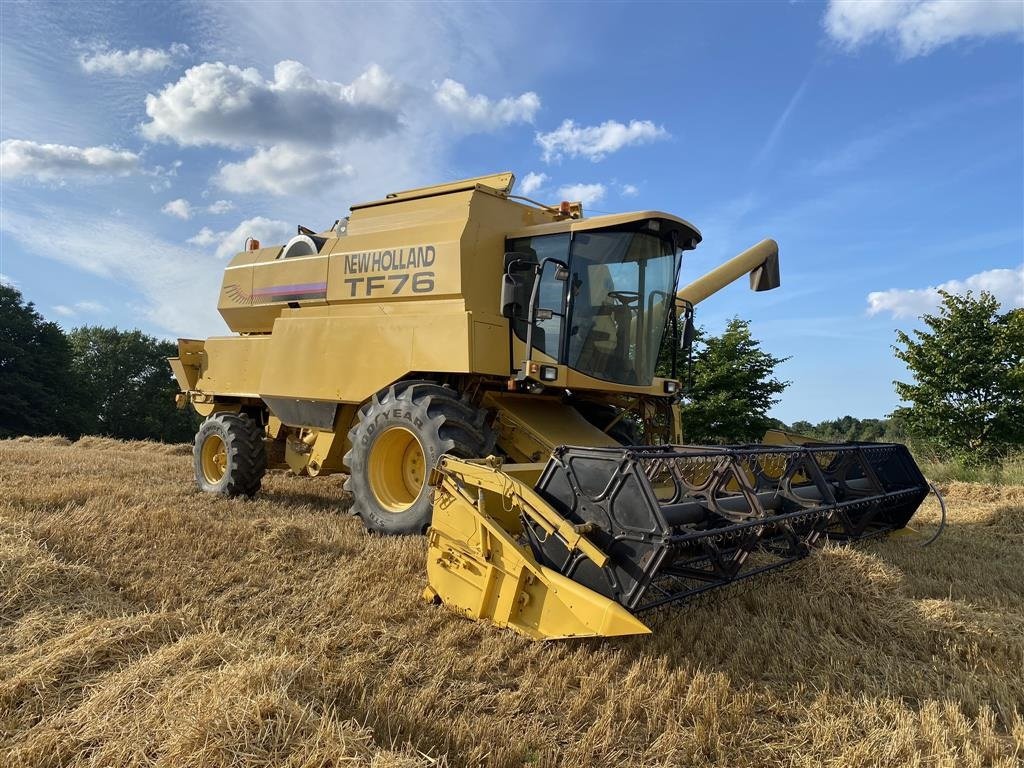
786 415 906 444
673 317 790 443
0 284 86 437
68 326 196 442
892 291 1023 463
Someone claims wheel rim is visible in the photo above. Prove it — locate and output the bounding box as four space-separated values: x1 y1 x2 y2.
368 426 426 513
201 434 228 484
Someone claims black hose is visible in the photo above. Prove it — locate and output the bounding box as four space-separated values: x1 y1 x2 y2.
921 482 947 547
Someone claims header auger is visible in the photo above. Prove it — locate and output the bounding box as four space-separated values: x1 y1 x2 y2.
170 171 931 639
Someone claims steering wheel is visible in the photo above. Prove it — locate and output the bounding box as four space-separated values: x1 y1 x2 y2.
608 290 641 307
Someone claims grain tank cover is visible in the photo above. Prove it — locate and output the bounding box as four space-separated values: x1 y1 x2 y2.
351 172 516 210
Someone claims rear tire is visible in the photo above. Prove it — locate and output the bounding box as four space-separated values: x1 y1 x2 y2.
193 412 267 497
344 382 494 535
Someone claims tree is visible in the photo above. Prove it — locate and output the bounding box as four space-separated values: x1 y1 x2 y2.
786 415 906 444
892 291 1023 463
68 326 197 442
668 317 790 443
0 285 86 437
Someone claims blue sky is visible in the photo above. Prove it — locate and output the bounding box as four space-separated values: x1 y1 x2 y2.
1 0 1022 423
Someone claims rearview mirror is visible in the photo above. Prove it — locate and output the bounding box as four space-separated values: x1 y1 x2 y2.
680 301 696 359
682 314 695 357
501 251 539 319
504 251 537 272
500 274 519 318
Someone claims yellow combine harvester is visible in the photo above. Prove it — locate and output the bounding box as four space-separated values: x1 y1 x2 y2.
170 172 929 639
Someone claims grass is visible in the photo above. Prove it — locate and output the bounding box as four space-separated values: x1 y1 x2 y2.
919 453 1024 486
1 435 1022 767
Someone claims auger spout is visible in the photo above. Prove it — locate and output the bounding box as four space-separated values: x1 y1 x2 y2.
677 238 781 306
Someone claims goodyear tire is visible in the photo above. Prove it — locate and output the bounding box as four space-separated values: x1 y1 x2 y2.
193 412 267 497
344 382 494 535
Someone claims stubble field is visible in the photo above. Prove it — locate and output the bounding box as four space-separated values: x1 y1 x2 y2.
1 436 1022 767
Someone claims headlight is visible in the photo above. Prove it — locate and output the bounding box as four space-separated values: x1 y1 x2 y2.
540 365 559 382
663 380 679 394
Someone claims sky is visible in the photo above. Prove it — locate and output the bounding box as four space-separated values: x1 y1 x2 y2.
1 0 1022 424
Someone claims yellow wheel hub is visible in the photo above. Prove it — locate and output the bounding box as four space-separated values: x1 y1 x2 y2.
368 426 426 513
201 434 228 484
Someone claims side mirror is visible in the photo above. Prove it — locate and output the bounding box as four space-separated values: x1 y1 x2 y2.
504 251 537 272
501 251 538 319
500 274 518 318
680 303 696 358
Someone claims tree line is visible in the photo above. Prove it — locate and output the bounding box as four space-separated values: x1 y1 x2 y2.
2 283 1020 465
656 290 1021 464
0 285 196 442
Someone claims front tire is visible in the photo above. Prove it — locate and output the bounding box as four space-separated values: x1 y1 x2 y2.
344 382 493 535
193 412 267 497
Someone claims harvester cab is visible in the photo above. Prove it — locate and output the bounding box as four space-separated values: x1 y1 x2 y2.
169 171 931 640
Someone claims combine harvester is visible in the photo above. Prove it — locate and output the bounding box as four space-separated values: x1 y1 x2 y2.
170 172 930 639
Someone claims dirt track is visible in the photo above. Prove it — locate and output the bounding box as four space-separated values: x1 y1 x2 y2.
1 436 1022 767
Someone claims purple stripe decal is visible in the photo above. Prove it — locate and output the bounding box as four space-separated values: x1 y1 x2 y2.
253 282 328 297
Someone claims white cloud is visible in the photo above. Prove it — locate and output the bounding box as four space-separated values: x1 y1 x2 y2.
206 199 234 214
147 159 183 192
187 227 221 248
824 0 1024 58
2 207 229 336
433 79 540 130
79 43 189 76
537 119 668 162
161 198 193 220
866 265 1024 318
216 217 292 259
557 182 606 207
51 300 109 318
1 139 139 180
75 300 108 313
620 183 639 198
164 197 236 218
519 171 548 195
141 61 403 149
188 217 293 260
216 145 355 196
0 273 17 287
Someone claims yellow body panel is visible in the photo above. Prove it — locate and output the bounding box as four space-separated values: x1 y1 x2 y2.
198 336 268 397
484 392 619 463
255 311 473 402
425 457 651 640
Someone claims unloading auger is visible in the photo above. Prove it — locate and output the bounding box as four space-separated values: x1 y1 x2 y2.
425 439 929 639
169 171 933 641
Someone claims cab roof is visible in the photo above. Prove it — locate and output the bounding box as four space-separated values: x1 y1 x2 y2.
506 211 702 249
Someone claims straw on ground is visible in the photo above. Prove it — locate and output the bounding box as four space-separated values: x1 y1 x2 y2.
1 437 1022 767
